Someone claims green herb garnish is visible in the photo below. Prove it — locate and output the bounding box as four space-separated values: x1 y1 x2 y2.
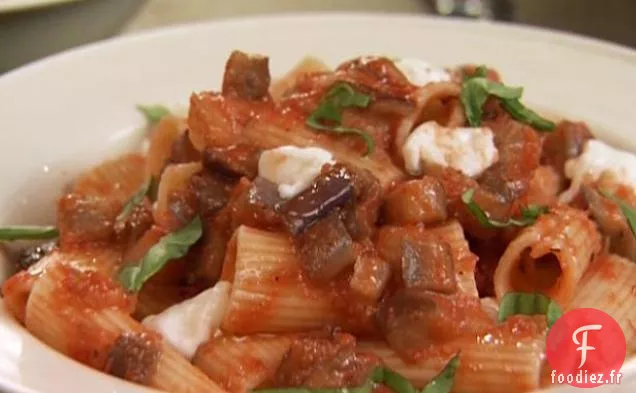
421 354 461 393
118 216 202 292
460 67 555 131
137 104 170 126
115 178 154 224
461 188 548 229
0 226 58 241
498 292 563 328
306 82 374 155
460 76 523 127
372 367 417 393
600 191 636 237
501 99 556 131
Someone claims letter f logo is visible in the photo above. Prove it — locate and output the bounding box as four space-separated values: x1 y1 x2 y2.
572 324 602 368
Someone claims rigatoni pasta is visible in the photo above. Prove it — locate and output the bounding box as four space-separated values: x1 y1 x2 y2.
494 206 602 305
2 50 636 393
221 226 338 334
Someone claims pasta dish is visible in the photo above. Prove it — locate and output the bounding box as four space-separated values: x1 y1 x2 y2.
1 51 635 393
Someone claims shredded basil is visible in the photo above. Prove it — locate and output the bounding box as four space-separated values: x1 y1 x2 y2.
461 188 548 229
118 216 202 292
306 82 374 155
421 354 461 393
460 75 523 127
460 66 555 131
498 292 563 327
115 178 154 224
500 99 556 131
137 104 170 126
372 367 417 393
0 226 58 241
601 191 636 237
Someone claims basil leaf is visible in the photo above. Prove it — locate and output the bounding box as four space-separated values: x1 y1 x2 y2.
498 292 563 327
460 79 489 127
600 191 636 237
0 226 58 241
116 178 153 224
137 104 170 125
306 82 374 155
500 99 555 131
461 188 547 228
372 367 417 393
252 380 374 393
460 76 523 126
473 65 488 78
421 354 460 393
118 216 203 292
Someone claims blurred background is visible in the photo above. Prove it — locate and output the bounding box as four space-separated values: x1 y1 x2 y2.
1 0 634 74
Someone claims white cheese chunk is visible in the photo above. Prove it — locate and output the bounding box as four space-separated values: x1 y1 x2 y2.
402 121 499 177
561 139 636 202
142 281 231 359
393 58 451 86
258 145 334 199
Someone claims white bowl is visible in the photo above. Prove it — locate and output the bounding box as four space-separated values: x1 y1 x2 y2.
0 13 635 393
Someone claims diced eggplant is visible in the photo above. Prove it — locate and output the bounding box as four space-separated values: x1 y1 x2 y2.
169 130 201 164
222 51 271 100
384 177 447 225
297 213 355 282
401 240 456 294
57 193 120 245
279 165 354 235
341 166 382 240
16 240 57 270
274 332 380 388
583 186 636 261
249 177 283 210
542 121 594 177
202 144 261 179
105 332 159 384
377 289 491 359
376 289 437 358
113 198 153 247
349 251 391 301
189 172 232 218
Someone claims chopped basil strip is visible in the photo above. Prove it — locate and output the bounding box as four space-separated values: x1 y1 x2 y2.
460 66 554 131
498 292 563 327
421 354 461 393
600 191 636 237
372 367 417 393
116 178 154 224
460 74 523 127
252 380 374 393
118 216 202 292
0 226 58 241
473 65 488 78
461 189 548 229
137 104 170 125
306 82 374 155
501 99 556 131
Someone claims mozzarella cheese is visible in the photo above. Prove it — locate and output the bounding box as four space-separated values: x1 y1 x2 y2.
561 139 636 201
402 121 498 177
393 58 451 86
258 145 334 199
142 281 231 359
